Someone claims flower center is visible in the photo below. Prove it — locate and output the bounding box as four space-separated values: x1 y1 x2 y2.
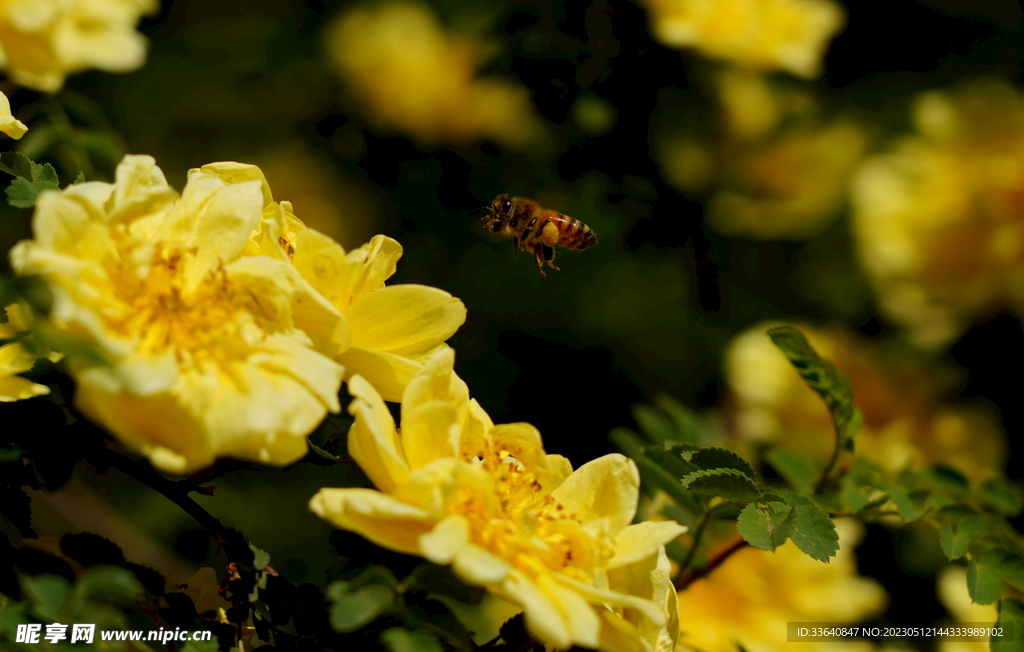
111 246 272 364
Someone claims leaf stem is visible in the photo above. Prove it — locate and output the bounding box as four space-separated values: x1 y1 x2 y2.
677 510 711 575
674 538 748 591
813 430 842 493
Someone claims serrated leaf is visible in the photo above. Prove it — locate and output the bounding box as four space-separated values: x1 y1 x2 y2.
644 445 699 479
889 483 929 522
969 554 1005 605
690 447 755 479
737 502 793 551
1 152 60 208
780 493 839 562
681 468 761 503
765 448 818 494
330 585 394 632
766 326 859 445
381 628 443 652
992 598 1024 652
987 549 1024 594
73 171 85 184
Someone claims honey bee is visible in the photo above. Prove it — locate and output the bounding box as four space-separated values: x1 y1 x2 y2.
481 194 597 275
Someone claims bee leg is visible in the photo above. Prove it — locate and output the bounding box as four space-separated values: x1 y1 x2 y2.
512 236 519 258
543 244 560 271
533 247 547 276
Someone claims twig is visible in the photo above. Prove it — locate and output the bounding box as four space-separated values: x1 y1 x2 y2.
674 538 748 591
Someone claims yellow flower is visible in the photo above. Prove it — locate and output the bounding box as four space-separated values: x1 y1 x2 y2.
936 566 997 652
0 0 155 92
0 303 52 401
676 520 886 652
193 162 467 403
324 1 546 149
9 155 347 474
851 80 1024 346
0 89 26 139
637 0 845 78
723 322 1006 483
656 69 869 240
310 349 685 652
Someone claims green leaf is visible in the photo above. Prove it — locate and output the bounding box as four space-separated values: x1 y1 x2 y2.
329 585 395 632
765 448 818 494
74 171 85 184
21 575 69 621
943 515 994 561
644 445 700 479
969 553 1005 605
781 493 839 562
381 628 443 652
182 640 221 652
681 468 762 503
737 502 793 551
77 566 143 602
766 326 860 444
249 544 270 569
0 152 60 208
978 479 1024 516
690 447 756 479
652 392 703 443
993 598 1024 652
888 483 929 522
632 404 674 444
940 521 956 560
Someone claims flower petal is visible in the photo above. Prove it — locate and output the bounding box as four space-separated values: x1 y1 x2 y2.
401 347 469 469
452 543 512 585
309 488 435 555
549 454 640 534
0 90 28 140
419 514 470 564
498 569 571 649
345 284 466 356
606 521 687 569
347 375 409 492
335 345 422 403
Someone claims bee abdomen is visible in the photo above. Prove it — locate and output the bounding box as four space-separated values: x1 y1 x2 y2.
563 218 597 250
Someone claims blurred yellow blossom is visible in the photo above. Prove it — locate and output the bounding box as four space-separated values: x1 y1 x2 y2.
657 70 869 240
723 322 1005 483
936 566 998 652
0 0 156 92
0 304 53 401
196 162 467 403
852 80 1024 346
325 1 546 149
311 348 685 652
0 89 26 138
676 520 885 652
9 155 348 473
637 0 845 78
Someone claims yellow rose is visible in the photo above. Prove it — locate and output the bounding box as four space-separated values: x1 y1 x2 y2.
324 1 546 149
852 80 1024 346
311 348 685 652
0 0 155 92
0 303 52 401
637 0 845 78
0 89 26 139
191 162 467 403
676 520 886 652
723 322 1006 483
9 155 348 473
